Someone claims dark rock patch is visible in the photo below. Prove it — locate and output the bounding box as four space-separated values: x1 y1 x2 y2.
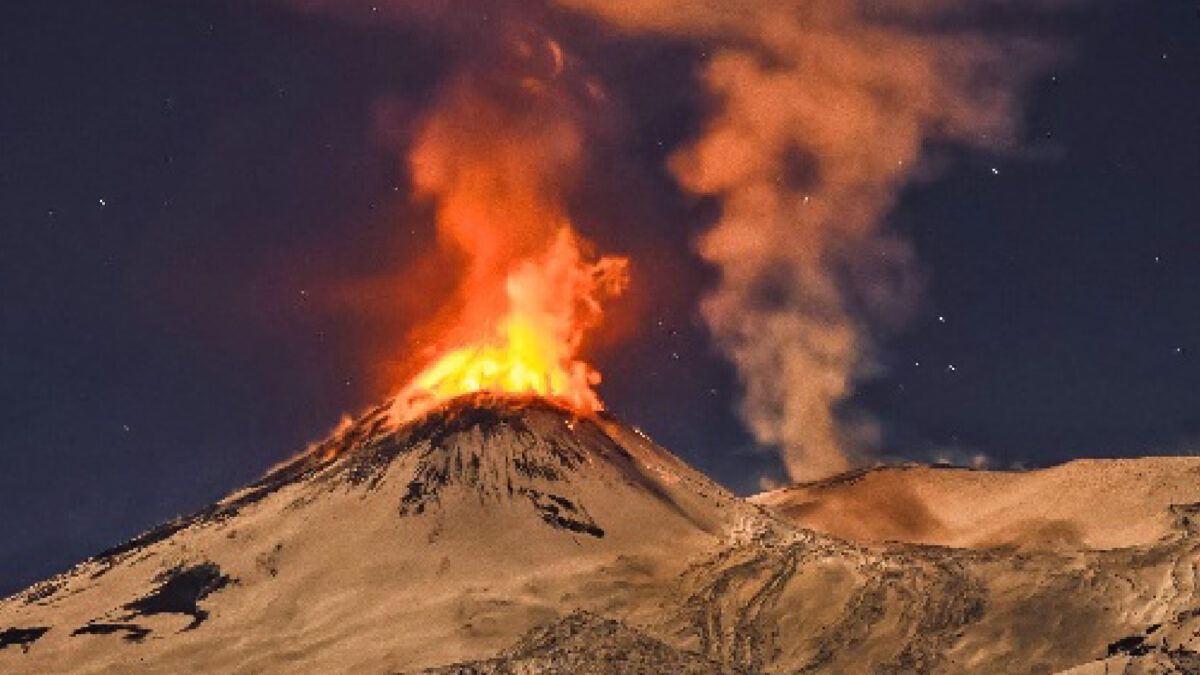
0 626 50 653
73 562 233 643
19 578 65 606
1170 503 1200 535
1168 648 1200 671
123 562 232 630
72 623 151 643
393 397 599 519
1107 635 1151 657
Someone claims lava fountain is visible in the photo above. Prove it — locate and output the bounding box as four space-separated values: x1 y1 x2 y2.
380 33 629 423
390 227 628 422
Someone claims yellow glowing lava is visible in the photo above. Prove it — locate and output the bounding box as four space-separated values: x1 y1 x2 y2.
391 228 627 421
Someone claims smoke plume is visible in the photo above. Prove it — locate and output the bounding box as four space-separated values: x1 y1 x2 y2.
554 0 1053 480
278 0 1056 481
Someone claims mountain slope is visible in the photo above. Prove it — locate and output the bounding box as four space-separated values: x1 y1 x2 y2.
4 396 1200 674
421 610 747 674
0 395 752 674
749 458 1200 550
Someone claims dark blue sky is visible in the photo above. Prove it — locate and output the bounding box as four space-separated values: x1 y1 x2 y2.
1 0 1198 595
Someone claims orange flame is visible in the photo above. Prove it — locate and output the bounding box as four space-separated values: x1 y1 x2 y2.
391 228 628 421
384 35 628 423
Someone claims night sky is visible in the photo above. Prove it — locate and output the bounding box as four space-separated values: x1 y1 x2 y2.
2 1 1198 595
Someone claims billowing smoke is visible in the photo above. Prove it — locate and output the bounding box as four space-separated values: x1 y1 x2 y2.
554 0 1053 480
278 0 1056 481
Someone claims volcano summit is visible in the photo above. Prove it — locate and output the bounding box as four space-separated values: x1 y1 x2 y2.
4 396 1200 673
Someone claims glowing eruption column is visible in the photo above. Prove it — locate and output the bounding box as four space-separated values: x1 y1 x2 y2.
391 228 628 421
386 34 629 423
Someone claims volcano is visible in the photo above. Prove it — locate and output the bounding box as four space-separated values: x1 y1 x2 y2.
4 396 1200 673
0 395 754 673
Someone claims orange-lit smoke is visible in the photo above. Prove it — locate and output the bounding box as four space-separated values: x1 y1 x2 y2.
555 0 1054 480
388 43 628 421
391 228 628 420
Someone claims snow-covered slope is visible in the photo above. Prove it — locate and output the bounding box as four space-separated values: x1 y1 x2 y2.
4 397 1200 674
0 395 750 673
749 458 1200 550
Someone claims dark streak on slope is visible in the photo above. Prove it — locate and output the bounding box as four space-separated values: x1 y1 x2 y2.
343 398 556 490
524 489 605 538
383 398 608 537
72 623 152 643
